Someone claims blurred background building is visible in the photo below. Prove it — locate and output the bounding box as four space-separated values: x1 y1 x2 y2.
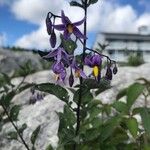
94 26 150 62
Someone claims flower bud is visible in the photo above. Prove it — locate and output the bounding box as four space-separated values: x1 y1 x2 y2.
105 67 112 80
46 13 52 35
69 71 74 87
113 65 118 75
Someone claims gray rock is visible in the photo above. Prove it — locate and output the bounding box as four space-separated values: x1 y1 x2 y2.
0 63 150 150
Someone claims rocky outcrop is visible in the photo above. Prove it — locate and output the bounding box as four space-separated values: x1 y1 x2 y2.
0 63 150 150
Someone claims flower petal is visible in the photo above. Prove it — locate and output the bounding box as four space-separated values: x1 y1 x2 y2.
73 27 86 39
50 30 56 48
79 70 87 79
60 70 66 81
92 55 102 66
61 10 71 24
43 49 57 58
56 48 62 63
73 17 85 26
63 29 71 39
84 56 93 67
53 24 65 31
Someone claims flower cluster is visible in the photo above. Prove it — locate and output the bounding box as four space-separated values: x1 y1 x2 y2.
44 10 117 87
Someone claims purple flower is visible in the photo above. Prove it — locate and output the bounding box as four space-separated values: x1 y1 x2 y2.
53 10 86 39
43 47 70 64
84 54 102 80
52 62 66 82
71 59 87 79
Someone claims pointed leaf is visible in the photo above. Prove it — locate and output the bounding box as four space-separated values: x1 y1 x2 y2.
10 105 21 121
73 89 93 105
126 117 138 138
70 1 83 8
36 83 69 103
140 108 150 136
46 144 54 150
127 83 144 108
89 0 98 4
31 125 41 145
112 101 128 113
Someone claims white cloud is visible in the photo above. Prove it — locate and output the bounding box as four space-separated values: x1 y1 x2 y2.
12 0 150 50
15 23 50 50
11 0 64 25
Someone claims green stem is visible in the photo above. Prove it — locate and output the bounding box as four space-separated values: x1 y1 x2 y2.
1 103 30 150
73 1 88 149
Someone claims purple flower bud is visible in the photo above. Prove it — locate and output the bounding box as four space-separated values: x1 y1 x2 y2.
69 70 74 87
46 13 52 35
50 30 56 48
113 65 118 75
105 67 112 80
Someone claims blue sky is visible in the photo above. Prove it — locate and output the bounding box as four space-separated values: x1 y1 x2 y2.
0 0 150 50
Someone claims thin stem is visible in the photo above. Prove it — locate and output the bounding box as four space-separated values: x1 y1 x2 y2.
1 103 30 150
73 1 88 150
78 38 116 64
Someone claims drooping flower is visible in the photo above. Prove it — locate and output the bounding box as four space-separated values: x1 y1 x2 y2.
113 65 118 75
84 54 102 81
71 59 87 79
53 10 86 39
52 62 67 82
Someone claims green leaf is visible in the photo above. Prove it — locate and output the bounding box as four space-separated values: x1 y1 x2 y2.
73 89 93 105
89 0 98 4
140 108 150 136
108 127 128 146
82 128 101 142
19 123 27 135
36 83 69 103
100 115 122 141
46 144 54 150
10 105 21 121
0 91 16 107
87 99 102 109
89 107 102 120
31 125 41 145
127 83 144 108
61 37 77 54
64 105 76 126
126 117 138 138
116 88 127 100
79 78 111 92
7 131 18 140
1 73 12 86
144 146 150 150
58 105 76 133
18 83 34 93
70 1 83 8
112 101 128 113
